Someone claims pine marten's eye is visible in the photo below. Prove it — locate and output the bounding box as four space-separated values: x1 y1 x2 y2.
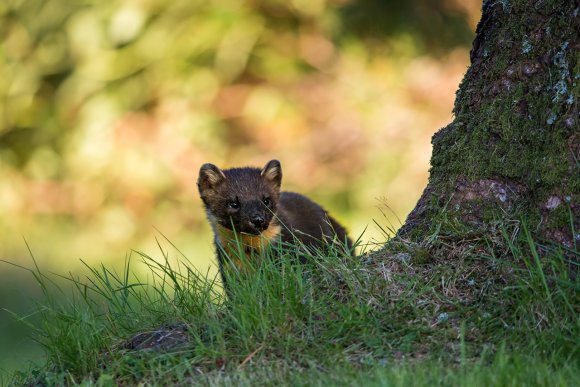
262 197 271 207
228 201 239 209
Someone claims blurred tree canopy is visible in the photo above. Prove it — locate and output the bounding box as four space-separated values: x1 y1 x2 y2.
0 0 475 165
340 0 474 53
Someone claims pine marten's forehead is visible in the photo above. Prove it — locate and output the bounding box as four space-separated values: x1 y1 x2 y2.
222 167 276 197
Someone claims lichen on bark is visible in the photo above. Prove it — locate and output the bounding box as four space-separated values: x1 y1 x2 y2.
400 0 579 249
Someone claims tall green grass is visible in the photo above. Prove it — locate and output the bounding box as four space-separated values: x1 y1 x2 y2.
5 224 580 385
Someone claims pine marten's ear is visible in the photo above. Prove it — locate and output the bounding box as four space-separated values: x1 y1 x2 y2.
198 163 226 193
261 159 282 188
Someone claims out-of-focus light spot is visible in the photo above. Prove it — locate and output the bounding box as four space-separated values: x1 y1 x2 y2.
109 4 146 45
7 63 39 97
0 181 24 215
292 0 325 16
299 33 335 69
183 69 220 104
3 23 32 61
68 97 117 176
121 148 172 190
215 19 263 81
243 87 282 124
67 11 104 58
24 147 61 180
37 33 67 68
72 182 105 216
100 206 136 243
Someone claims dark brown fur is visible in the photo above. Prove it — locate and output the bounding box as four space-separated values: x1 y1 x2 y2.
198 160 353 287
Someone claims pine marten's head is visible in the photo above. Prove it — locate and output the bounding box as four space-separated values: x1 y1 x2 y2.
198 160 282 236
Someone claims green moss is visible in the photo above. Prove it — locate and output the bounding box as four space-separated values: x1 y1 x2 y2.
545 204 574 231
423 0 578 238
412 247 431 265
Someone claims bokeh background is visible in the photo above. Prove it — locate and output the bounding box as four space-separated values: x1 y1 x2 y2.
0 0 481 374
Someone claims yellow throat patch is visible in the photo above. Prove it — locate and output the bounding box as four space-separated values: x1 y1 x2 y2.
216 222 282 270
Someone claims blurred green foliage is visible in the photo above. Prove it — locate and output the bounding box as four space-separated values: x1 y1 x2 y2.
1 0 475 165
341 0 474 52
0 0 479 374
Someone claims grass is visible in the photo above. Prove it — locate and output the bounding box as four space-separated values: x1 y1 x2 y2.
4 221 580 386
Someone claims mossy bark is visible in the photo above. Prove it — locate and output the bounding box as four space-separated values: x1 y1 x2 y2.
400 0 579 248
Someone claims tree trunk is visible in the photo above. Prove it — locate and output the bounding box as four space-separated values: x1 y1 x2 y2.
399 0 579 250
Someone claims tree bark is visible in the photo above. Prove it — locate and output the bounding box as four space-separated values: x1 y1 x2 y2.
400 0 579 250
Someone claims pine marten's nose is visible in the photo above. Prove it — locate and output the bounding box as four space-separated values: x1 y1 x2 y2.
250 215 265 229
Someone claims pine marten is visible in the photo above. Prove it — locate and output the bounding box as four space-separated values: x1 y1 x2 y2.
197 160 353 287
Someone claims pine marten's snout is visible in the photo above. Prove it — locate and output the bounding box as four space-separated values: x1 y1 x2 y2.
241 201 272 235
250 214 266 229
